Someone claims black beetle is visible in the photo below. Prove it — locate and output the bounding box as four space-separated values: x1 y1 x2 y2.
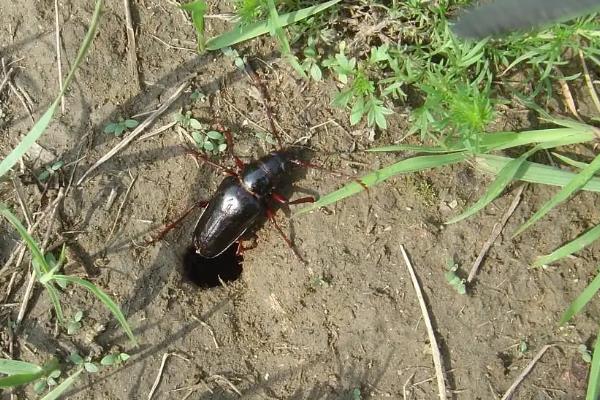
192 149 314 260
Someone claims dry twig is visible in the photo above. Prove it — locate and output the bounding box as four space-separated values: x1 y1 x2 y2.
123 0 140 87
0 67 15 93
148 353 170 400
1 58 33 123
556 68 580 119
579 49 600 116
400 245 447 400
108 172 138 239
500 344 554 400
207 375 242 397
467 184 525 283
54 0 65 112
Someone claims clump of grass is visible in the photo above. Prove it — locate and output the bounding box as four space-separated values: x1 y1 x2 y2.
0 0 103 178
0 204 137 347
0 349 132 396
297 117 600 268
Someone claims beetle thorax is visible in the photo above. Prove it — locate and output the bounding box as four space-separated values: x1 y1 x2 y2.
240 152 289 196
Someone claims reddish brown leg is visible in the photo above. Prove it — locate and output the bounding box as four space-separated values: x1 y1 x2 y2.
221 129 246 171
235 237 258 256
146 201 208 245
271 192 315 206
266 208 305 263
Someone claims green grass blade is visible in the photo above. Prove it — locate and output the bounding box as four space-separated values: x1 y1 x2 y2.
543 116 600 132
180 1 207 51
534 223 600 267
0 372 44 388
560 270 600 325
0 204 48 275
446 147 538 224
587 328 600 400
369 126 596 155
295 152 468 215
40 368 83 400
205 0 341 50
552 152 589 169
45 284 64 325
0 359 42 375
367 144 459 153
475 155 600 192
0 0 103 178
514 153 600 236
55 275 137 347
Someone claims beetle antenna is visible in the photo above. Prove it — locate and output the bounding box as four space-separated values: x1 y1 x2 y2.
243 60 284 149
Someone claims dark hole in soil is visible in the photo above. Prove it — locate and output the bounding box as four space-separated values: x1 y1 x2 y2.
182 244 243 288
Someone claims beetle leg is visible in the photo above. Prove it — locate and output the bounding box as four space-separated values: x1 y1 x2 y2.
266 208 306 263
221 129 246 172
146 201 208 245
236 237 258 256
271 192 315 206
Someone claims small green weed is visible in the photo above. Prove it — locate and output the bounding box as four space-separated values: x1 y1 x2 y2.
174 112 228 155
104 118 139 137
579 344 593 363
100 352 130 366
518 340 528 354
445 259 466 295
324 42 394 129
193 130 227 154
37 160 64 182
66 310 84 335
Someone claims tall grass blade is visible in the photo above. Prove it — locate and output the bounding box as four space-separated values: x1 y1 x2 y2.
205 0 341 50
295 152 467 215
369 126 596 154
0 0 103 178
560 270 600 325
475 155 600 192
514 153 600 236
587 328 600 400
446 147 538 224
534 223 600 267
40 368 83 400
0 204 47 274
0 359 42 375
55 275 137 346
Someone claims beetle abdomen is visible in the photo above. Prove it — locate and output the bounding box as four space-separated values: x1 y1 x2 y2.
193 176 264 258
